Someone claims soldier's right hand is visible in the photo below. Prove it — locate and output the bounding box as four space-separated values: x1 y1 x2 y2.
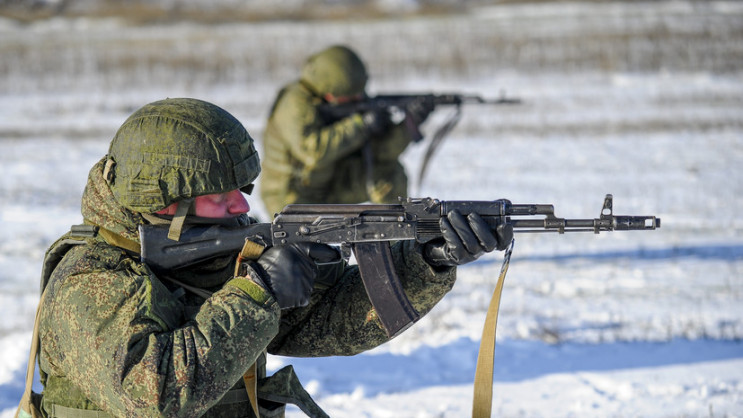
252 243 332 309
362 108 392 136
406 99 435 125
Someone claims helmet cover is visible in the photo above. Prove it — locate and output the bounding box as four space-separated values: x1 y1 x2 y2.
106 98 261 213
300 45 368 97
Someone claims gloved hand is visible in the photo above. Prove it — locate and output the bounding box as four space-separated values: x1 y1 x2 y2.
362 108 392 136
406 99 435 125
252 242 337 309
424 209 513 267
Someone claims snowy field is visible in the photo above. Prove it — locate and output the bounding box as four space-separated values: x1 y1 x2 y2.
1 1 742 417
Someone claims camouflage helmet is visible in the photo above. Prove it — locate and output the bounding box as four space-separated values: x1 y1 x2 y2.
300 45 368 98
104 98 261 213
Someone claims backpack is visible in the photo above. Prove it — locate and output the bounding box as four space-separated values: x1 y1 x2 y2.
15 225 97 418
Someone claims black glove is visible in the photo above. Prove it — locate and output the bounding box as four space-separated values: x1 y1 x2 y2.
424 209 513 267
362 108 392 136
406 99 435 125
252 242 335 309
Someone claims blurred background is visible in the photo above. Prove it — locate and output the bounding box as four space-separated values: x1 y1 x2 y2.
3 0 741 144
1 1 742 416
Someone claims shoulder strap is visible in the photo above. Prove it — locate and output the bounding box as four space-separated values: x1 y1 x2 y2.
15 286 48 418
40 224 97 294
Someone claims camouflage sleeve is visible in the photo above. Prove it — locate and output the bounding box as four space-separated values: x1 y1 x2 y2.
39 243 280 416
271 84 369 171
267 240 456 356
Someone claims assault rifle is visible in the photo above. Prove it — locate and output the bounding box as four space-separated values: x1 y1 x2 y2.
139 194 659 338
318 93 521 123
318 92 521 189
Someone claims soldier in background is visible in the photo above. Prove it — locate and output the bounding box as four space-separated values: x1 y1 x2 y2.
28 98 511 417
259 45 433 216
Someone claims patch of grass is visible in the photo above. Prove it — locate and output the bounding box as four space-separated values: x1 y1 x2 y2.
0 0 471 24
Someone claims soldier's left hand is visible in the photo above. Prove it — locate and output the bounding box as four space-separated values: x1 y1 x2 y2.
423 209 513 267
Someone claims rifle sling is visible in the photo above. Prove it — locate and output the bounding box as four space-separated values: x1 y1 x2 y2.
416 105 463 192
16 287 47 418
96 227 140 255
472 239 514 418
242 361 260 418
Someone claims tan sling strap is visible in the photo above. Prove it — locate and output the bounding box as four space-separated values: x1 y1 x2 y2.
16 288 47 418
235 238 267 417
234 238 266 277
96 227 140 254
242 361 260 417
472 239 515 418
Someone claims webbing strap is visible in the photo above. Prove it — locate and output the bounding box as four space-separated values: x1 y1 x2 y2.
96 227 140 254
49 404 113 418
233 238 266 277
16 288 46 418
416 105 463 193
168 198 193 241
162 277 214 300
472 239 515 418
242 361 260 418
239 239 266 260
362 141 375 199
219 388 250 405
47 388 250 418
235 238 266 418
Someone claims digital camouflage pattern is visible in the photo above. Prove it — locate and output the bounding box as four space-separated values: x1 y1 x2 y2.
39 159 280 417
260 46 414 216
107 98 261 213
38 100 457 417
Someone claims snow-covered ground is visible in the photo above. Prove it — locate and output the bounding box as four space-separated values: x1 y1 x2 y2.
1 1 742 417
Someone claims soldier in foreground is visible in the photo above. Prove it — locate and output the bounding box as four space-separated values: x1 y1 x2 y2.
260 44 434 216
24 98 510 417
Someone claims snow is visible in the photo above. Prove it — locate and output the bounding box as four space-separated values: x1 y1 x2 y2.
1 1 742 417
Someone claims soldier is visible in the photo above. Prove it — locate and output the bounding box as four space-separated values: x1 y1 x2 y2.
29 98 511 417
259 45 433 216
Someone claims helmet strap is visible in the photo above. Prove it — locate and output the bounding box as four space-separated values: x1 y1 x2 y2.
167 198 194 241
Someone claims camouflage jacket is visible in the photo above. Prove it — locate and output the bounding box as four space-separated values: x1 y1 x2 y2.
37 158 456 417
259 81 415 216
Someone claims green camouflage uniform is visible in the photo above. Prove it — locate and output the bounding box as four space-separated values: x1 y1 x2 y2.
37 98 457 417
260 45 415 216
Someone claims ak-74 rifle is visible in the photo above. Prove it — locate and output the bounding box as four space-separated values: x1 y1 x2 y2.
140 194 660 338
317 92 522 190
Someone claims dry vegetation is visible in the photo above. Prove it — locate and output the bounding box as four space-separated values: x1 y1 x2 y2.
6 0 471 23
2 1 742 95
